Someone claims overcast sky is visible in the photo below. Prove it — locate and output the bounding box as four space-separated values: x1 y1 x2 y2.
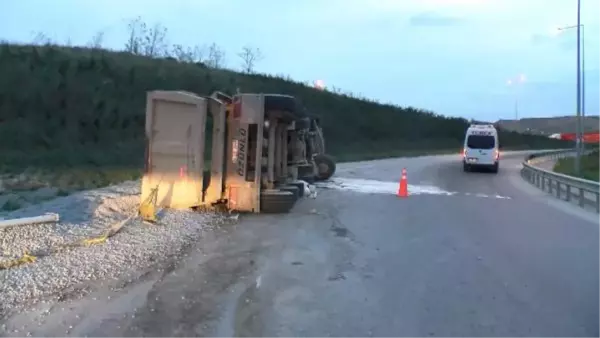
1 0 599 121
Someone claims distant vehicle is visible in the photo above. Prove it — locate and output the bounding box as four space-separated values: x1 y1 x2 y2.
462 124 500 173
549 133 562 139
548 132 600 143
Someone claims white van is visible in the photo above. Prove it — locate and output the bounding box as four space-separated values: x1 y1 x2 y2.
462 124 500 173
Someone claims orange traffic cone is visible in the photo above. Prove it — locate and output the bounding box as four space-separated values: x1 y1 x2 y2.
397 168 408 198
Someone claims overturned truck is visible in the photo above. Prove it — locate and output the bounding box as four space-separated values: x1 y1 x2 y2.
139 90 336 218
295 114 336 183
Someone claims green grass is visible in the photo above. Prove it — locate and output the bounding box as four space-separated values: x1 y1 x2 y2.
553 151 600 182
0 42 570 191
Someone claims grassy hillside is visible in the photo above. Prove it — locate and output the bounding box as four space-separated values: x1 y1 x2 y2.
497 116 600 135
0 43 567 190
553 151 600 182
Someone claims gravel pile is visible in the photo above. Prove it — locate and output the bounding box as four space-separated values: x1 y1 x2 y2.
0 180 232 316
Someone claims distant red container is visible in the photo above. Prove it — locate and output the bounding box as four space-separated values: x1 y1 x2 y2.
558 132 600 143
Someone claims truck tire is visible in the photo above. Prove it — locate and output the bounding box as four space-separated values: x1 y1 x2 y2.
491 162 499 174
463 162 470 172
314 154 336 181
260 189 296 213
264 95 306 118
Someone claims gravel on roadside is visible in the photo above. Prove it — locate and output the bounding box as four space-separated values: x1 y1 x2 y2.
0 180 232 316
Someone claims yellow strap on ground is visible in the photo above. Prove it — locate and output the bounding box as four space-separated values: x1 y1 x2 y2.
81 234 108 246
139 202 157 222
139 184 160 223
1 212 137 270
0 252 36 270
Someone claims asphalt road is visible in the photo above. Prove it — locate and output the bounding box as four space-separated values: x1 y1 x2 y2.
3 151 598 337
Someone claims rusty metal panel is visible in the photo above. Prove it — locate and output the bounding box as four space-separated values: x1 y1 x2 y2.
223 94 264 212
141 91 207 210
235 94 263 124
205 97 227 204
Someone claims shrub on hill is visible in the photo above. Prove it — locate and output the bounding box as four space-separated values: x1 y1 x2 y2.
0 42 567 175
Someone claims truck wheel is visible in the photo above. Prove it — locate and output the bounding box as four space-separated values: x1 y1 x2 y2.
260 189 296 213
491 163 499 174
264 95 306 118
463 162 470 172
314 154 336 181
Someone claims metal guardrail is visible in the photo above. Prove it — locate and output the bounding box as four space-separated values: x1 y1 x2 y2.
521 148 600 213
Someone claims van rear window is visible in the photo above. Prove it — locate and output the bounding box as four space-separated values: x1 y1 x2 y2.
467 135 495 149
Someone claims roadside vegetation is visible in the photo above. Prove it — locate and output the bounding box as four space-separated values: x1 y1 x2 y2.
553 150 600 182
0 17 568 209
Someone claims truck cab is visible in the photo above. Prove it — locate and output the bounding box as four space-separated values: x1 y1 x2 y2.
462 124 500 173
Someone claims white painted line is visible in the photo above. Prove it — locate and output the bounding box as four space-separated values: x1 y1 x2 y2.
316 177 456 196
256 275 262 289
316 177 513 200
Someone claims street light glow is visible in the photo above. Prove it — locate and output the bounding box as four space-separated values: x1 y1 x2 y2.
506 74 526 86
506 74 526 120
314 79 325 90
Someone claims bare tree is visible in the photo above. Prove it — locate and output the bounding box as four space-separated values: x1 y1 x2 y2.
171 44 188 61
171 43 206 63
31 31 52 45
124 16 147 55
143 23 168 57
330 86 343 94
88 31 105 49
237 45 263 73
206 42 226 68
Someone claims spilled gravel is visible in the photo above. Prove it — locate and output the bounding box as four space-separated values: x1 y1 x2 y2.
0 180 232 317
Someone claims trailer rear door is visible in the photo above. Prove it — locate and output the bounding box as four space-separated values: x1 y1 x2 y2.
141 91 207 209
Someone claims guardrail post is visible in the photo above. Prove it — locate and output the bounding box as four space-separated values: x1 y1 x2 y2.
529 170 533 183
521 149 600 213
541 175 545 191
530 170 533 183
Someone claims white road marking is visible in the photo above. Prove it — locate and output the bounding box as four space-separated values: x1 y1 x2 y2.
256 275 262 289
317 177 512 200
316 177 455 196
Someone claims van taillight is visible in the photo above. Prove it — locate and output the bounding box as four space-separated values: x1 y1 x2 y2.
495 150 500 159
462 148 467 157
